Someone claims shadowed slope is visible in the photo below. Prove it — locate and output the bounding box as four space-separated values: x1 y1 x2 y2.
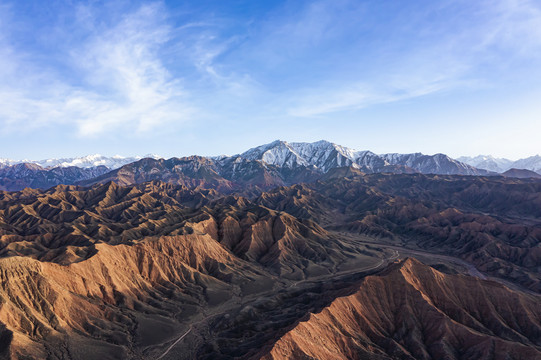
0 233 269 359
261 258 541 360
0 181 373 358
256 174 541 292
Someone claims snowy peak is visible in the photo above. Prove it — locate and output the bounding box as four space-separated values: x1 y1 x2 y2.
288 140 358 171
458 155 541 174
241 140 381 172
36 154 162 169
382 152 486 176
0 154 163 170
0 158 21 169
456 155 513 173
241 140 310 168
240 140 486 175
510 155 541 174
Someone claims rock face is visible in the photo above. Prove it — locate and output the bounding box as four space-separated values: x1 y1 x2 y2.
261 258 541 360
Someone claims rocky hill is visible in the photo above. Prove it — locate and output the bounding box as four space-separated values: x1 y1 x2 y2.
259 258 541 360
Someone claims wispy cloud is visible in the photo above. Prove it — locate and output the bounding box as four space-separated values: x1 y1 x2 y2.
483 0 541 54
1 0 540 157
277 0 541 117
287 81 454 118
0 2 192 136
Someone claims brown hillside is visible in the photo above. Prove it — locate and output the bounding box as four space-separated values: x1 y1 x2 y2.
260 258 541 360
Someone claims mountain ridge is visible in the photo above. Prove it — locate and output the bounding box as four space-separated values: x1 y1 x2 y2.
3 143 541 175
0 154 161 170
459 154 541 173
259 257 541 360
6 140 541 192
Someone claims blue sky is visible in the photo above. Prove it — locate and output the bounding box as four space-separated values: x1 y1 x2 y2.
0 0 540 160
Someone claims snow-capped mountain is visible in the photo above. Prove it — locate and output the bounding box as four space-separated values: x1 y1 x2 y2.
458 155 541 174
382 153 484 176
240 140 366 172
240 140 487 175
0 158 21 169
6 141 540 192
509 155 541 174
456 155 513 173
0 154 162 170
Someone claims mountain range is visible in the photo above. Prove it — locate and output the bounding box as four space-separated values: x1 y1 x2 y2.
0 140 513 192
1 142 541 359
0 154 161 170
2 141 541 193
2 142 540 175
458 154 541 173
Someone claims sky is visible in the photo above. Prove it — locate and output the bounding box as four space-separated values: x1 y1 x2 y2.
0 0 540 160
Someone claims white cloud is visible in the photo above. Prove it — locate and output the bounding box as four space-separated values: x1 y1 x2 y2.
0 2 192 136
284 0 541 118
287 80 454 118
1 0 540 135
484 0 541 54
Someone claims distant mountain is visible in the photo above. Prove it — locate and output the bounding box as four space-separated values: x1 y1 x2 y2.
0 163 109 191
242 140 489 175
502 168 541 179
77 156 322 192
0 141 498 191
74 141 490 192
0 158 20 168
511 155 541 174
5 147 541 177
240 140 370 172
458 154 541 174
456 155 512 172
381 152 487 176
0 154 162 170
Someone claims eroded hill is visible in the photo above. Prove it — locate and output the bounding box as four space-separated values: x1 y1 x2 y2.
0 173 540 359
259 258 541 360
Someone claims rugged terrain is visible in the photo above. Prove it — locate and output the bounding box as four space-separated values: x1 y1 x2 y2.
0 167 540 359
259 258 541 360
